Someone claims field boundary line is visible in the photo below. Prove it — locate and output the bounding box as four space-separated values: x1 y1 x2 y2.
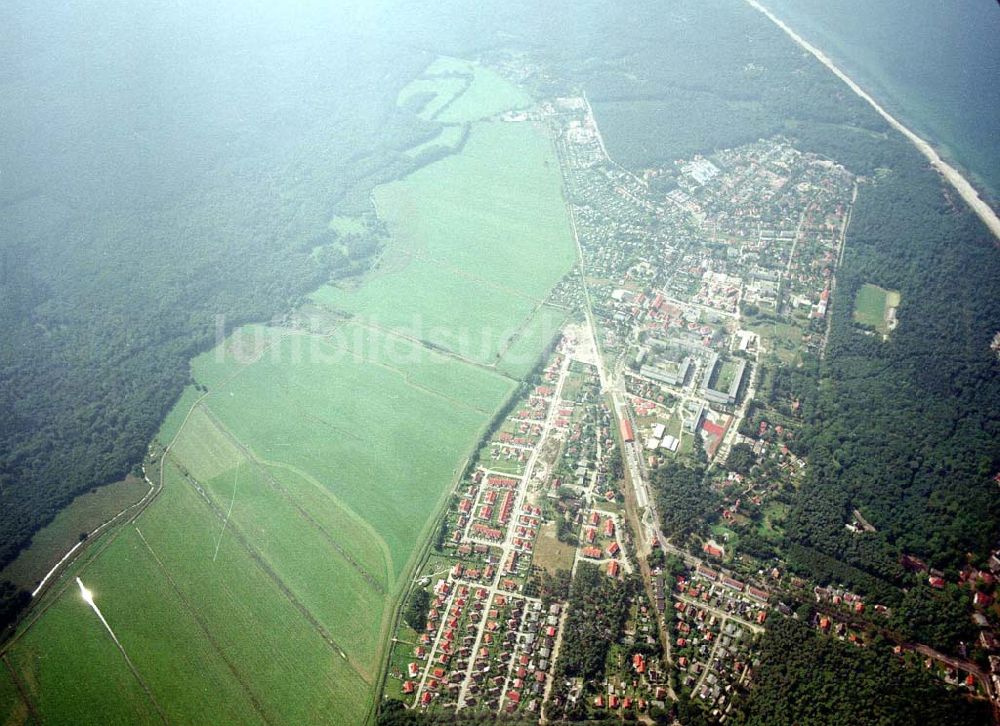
170 460 374 683
196 406 391 596
342 316 520 385
2 653 39 724
133 526 273 726
494 302 569 374
255 459 394 586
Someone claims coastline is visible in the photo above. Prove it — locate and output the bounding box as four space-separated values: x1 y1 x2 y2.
747 0 1000 242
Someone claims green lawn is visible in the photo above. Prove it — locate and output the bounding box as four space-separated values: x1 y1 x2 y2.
760 500 790 541
710 524 739 551
715 360 741 392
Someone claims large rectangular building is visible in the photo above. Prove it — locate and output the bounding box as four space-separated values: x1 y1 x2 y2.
702 355 747 406
640 356 691 387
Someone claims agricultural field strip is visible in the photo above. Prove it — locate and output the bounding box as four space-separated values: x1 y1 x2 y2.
148 339 387 691
196 403 391 595
167 455 375 682
130 526 272 722
95 526 270 724
254 456 395 582
147 463 372 723
306 332 498 416
384 246 549 304
312 320 520 396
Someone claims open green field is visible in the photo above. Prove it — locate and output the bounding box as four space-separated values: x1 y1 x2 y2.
759 500 790 541
313 120 575 367
397 56 529 125
435 65 532 123
853 283 900 334
745 317 806 365
328 214 369 236
533 523 577 574
189 324 514 575
496 304 569 379
3 57 573 723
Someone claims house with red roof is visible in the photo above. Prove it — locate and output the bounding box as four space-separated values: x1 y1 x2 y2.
702 542 724 558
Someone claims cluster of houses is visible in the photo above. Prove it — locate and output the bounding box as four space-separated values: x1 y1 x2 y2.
405 581 557 713
578 509 625 577
666 565 769 714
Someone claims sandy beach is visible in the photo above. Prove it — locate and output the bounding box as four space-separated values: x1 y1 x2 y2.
747 0 1000 241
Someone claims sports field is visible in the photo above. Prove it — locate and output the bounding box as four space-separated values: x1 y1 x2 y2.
853 283 900 334
2 57 574 723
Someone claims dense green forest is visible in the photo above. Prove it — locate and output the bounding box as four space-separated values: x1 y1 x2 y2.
547 563 632 721
786 136 1000 579
733 617 990 725
652 461 718 542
